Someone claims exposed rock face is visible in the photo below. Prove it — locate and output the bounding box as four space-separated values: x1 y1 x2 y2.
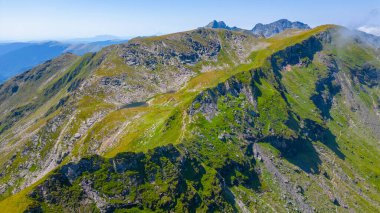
270 35 323 72
205 20 231 30
120 29 221 68
252 19 310 37
80 28 259 106
189 73 259 120
87 28 223 106
350 63 380 87
28 144 250 212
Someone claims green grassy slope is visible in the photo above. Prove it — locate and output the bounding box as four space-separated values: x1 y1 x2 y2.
0 28 264 206
1 25 380 212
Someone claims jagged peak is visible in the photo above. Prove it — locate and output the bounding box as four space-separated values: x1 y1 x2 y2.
253 19 310 28
252 19 311 37
205 20 231 29
203 19 311 37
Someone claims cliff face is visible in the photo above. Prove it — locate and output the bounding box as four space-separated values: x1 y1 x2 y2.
27 144 251 212
1 25 380 212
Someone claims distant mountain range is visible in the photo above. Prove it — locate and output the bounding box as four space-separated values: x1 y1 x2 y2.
0 39 127 83
205 19 311 37
252 19 310 37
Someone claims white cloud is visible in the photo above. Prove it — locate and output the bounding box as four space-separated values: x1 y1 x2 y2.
358 25 380 36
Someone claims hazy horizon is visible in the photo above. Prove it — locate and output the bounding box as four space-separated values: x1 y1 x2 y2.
1 0 380 42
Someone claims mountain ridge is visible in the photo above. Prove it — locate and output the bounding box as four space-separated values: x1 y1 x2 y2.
0 24 380 212
205 19 311 37
0 40 128 83
252 19 311 37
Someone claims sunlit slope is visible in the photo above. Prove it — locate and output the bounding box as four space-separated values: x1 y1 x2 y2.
0 28 264 201
2 25 380 212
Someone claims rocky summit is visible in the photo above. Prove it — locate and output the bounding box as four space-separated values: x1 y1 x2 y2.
205 20 231 29
0 20 380 213
205 19 310 38
252 19 311 37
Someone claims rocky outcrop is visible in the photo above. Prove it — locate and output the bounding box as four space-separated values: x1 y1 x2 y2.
119 28 221 69
188 70 261 120
350 63 380 88
83 28 259 106
270 35 323 74
27 144 244 212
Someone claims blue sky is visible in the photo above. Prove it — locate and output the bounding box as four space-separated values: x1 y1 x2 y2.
0 0 380 41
